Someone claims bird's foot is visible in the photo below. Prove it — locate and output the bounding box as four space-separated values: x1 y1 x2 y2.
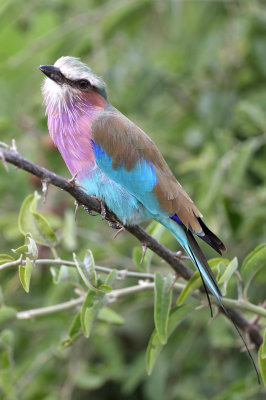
74 200 81 221
82 205 98 216
68 172 87 191
100 200 107 220
140 243 148 264
41 179 50 204
113 225 126 239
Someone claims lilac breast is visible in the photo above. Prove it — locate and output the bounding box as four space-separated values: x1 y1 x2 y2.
46 94 105 178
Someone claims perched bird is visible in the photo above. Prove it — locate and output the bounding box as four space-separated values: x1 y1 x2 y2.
39 57 258 378
40 56 225 305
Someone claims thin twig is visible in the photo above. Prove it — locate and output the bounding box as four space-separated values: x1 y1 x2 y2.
17 297 84 319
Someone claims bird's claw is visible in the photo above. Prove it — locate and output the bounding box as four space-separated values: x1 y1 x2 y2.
82 205 98 216
41 179 50 204
113 225 125 239
100 201 107 220
68 172 87 191
74 200 81 221
140 243 148 264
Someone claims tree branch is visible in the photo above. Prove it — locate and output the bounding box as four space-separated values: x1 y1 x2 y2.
0 145 263 348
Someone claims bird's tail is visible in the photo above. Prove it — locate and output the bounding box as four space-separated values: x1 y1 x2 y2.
159 217 222 307
158 217 260 383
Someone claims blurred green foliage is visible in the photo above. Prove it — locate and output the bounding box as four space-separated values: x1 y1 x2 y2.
0 0 266 399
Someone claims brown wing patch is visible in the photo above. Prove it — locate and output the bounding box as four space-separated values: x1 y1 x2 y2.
92 111 203 232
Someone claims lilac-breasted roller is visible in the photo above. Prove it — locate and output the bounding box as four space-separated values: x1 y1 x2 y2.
39 57 260 378
39 56 226 306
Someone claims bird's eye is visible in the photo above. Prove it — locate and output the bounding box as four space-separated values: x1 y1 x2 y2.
77 79 90 90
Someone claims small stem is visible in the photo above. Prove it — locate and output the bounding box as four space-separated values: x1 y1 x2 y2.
39 258 155 279
215 297 266 319
2 256 266 318
0 255 23 271
17 297 84 319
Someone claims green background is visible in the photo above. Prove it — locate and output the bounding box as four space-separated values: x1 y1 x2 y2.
0 0 265 399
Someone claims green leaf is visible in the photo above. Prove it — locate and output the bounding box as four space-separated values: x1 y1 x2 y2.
19 257 33 293
80 291 105 338
241 244 266 282
218 257 238 295
12 235 38 260
13 245 28 254
83 250 97 286
69 312 81 337
73 253 104 293
177 258 228 305
104 269 117 286
208 257 230 269
177 271 201 305
18 192 57 247
98 284 113 293
259 330 266 387
0 307 17 326
0 254 14 265
25 234 38 259
60 312 82 349
146 305 194 375
133 221 165 272
50 265 79 285
98 307 124 325
154 273 173 344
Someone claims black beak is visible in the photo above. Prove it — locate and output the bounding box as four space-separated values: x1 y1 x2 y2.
39 65 64 84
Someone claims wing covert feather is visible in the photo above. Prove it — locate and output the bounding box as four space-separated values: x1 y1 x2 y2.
92 111 202 232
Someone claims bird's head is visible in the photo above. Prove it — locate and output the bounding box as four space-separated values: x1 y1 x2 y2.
39 56 107 110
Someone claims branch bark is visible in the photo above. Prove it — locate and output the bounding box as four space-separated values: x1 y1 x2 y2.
0 146 263 348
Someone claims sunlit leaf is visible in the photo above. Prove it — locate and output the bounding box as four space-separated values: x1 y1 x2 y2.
242 244 266 281
154 273 173 344
18 192 57 247
83 249 97 286
19 257 33 293
80 291 106 338
241 244 266 296
50 265 79 285
146 305 194 375
218 257 238 295
104 269 117 286
98 307 124 325
0 254 14 265
74 253 104 294
177 271 201 306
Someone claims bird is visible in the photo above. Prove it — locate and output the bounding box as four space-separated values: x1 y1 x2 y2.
39 57 258 379
39 56 225 304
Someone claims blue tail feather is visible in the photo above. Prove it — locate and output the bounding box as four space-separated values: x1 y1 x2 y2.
158 217 222 304
158 217 260 383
